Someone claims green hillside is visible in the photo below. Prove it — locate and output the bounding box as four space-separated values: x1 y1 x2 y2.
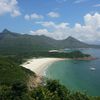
0 29 57 56
0 29 100 56
0 56 35 85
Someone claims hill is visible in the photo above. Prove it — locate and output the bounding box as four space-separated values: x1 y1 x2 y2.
59 36 90 48
0 29 100 56
60 36 100 48
0 56 36 85
0 29 57 55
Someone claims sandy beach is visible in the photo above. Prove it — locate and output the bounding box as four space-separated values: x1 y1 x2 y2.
22 58 64 76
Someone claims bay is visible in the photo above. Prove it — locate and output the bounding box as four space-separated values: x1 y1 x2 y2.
46 49 100 96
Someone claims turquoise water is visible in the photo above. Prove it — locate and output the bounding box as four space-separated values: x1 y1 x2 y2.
46 49 100 96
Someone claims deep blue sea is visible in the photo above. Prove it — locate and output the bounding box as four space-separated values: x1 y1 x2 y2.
46 49 100 96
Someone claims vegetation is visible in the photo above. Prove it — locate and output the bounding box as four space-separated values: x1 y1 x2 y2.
0 50 90 59
0 29 100 57
0 56 36 85
46 50 90 58
0 80 99 100
0 30 99 99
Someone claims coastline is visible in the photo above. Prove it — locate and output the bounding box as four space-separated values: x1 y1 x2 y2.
21 56 96 76
21 58 65 76
72 57 97 60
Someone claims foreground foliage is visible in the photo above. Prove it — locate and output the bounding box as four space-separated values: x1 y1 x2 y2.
0 56 36 85
0 80 99 100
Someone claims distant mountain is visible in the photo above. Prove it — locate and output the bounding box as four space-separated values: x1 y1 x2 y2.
59 36 90 48
0 29 100 55
0 29 58 55
59 36 100 48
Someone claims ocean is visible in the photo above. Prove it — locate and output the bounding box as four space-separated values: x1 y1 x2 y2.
46 49 100 96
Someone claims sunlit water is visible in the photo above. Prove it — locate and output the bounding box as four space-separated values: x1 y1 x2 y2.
46 49 100 96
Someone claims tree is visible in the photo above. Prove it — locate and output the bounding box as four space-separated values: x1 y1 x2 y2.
0 85 11 100
11 82 28 100
70 92 90 100
46 80 70 100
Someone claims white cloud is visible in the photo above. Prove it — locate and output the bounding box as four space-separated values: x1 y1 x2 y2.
84 13 100 30
31 21 71 40
31 13 44 19
11 9 21 17
31 13 100 42
0 0 21 17
56 0 67 3
74 0 86 4
24 14 30 20
93 4 100 7
30 29 50 36
24 13 44 20
30 28 68 40
36 21 69 29
47 12 60 18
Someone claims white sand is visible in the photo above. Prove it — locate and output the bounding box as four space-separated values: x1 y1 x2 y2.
21 58 64 76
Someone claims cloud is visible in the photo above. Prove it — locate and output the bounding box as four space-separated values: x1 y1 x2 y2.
74 0 86 4
47 12 60 18
24 14 30 20
31 21 72 40
24 13 44 20
84 13 100 30
11 9 21 17
93 4 100 7
0 0 21 17
56 0 67 3
31 13 44 19
30 29 50 36
36 21 69 29
31 13 100 42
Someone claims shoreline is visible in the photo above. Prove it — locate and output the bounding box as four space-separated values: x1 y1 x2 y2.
21 58 65 76
71 57 97 60
21 57 97 76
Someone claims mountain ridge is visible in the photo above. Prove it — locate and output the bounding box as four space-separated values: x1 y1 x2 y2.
0 29 100 55
0 29 95 45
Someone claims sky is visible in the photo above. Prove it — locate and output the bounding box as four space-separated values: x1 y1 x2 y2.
0 0 100 43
